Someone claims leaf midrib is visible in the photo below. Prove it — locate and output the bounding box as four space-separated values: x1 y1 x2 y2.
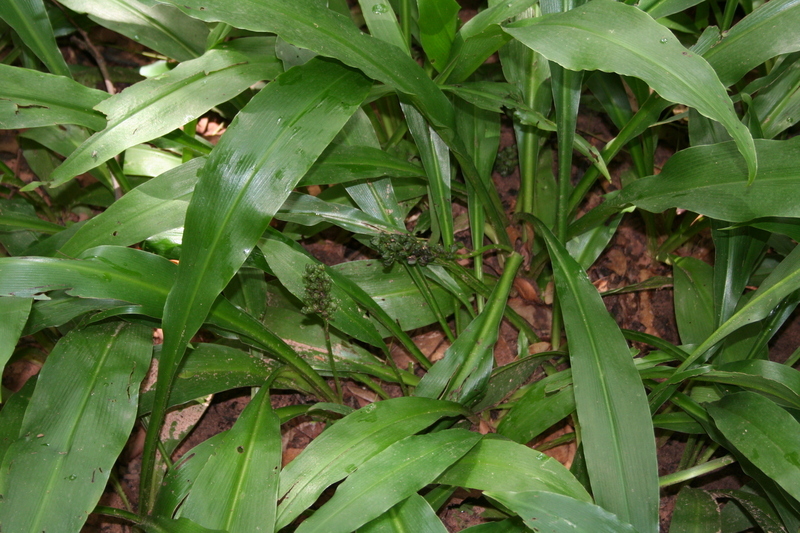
29 322 126 531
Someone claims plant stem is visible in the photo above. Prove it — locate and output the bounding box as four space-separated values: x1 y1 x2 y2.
109 470 132 512
323 320 343 403
659 455 735 488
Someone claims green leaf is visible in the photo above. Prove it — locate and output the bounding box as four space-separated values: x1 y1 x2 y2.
261 237 386 348
638 0 705 21
496 379 576 444
59 158 202 257
276 397 469 529
437 436 591 502
0 297 31 370
439 0 535 83
673 256 715 346
332 260 455 333
486 491 641 533
159 0 511 246
358 0 407 53
0 63 108 130
57 0 208 62
403 103 454 246
294 429 481 533
713 488 787 533
180 385 281 533
530 217 659 533
49 40 281 186
159 0 453 131
415 253 522 405
138 516 226 533
153 431 228 519
504 0 757 183
0 378 36 467
566 213 622 271
0 322 152 533
615 138 800 222
418 0 460 71
300 144 423 186
698 360 800 410
752 57 800 139
669 488 721 533
259 229 434 369
0 0 71 77
276 192 401 235
703 0 800 87
707 391 800 501
460 519 529 533
0 246 326 390
0 246 177 317
138 343 276 417
358 493 448 533
711 223 768 328
19 125 115 191
142 57 371 507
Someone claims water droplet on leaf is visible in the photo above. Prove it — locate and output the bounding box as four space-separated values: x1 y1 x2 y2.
372 3 388 14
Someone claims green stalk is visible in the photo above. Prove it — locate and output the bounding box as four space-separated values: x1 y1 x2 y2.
405 263 455 342
182 119 198 163
549 65 581 349
568 93 670 216
659 455 735 488
323 320 343 403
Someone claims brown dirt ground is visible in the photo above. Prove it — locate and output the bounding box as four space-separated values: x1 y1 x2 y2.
2 6 800 532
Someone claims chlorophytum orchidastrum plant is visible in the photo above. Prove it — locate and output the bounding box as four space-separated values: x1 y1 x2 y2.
0 0 800 531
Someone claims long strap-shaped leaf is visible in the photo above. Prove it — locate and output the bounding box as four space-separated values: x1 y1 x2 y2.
504 0 757 183
703 0 800 87
529 216 659 533
158 0 511 246
49 39 282 186
359 493 449 533
180 384 281 533
0 64 108 130
57 0 208 62
140 57 371 512
0 0 71 77
648 239 800 411
486 491 641 533
614 138 800 222
276 397 469 529
0 322 152 533
294 429 481 533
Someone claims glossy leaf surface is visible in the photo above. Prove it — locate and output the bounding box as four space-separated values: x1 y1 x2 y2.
295 429 481 533
437 436 591 502
277 397 468 529
0 0 71 77
0 64 108 130
57 0 208 61
616 138 800 221
0 322 152 532
180 386 281 533
487 491 641 533
708 392 800 501
49 40 281 186
505 0 757 183
532 217 659 533
704 0 800 86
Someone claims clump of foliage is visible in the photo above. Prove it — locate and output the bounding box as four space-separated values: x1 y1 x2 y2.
0 0 799 532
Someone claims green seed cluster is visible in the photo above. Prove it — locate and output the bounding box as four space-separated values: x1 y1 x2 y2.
371 233 452 267
301 264 337 320
494 144 518 177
